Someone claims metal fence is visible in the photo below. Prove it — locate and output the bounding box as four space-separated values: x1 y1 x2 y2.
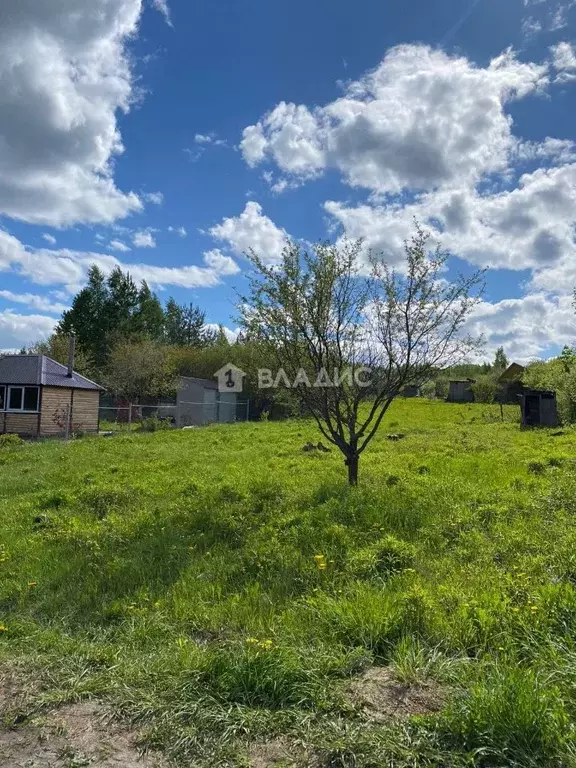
98 401 250 432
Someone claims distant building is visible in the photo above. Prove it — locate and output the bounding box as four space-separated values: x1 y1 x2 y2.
520 389 559 428
0 354 103 438
402 385 421 398
176 377 238 427
498 363 526 404
447 379 475 403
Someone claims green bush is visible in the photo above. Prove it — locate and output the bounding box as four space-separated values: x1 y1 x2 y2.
138 414 174 432
470 375 500 404
0 433 24 448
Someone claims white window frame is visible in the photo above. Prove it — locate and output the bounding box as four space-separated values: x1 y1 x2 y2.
5 385 40 413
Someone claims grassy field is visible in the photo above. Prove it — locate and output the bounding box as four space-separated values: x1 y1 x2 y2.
2 399 576 766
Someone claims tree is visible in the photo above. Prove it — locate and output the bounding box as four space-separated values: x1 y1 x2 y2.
105 339 178 402
164 298 208 346
58 266 165 368
493 346 509 372
240 226 484 485
27 333 93 378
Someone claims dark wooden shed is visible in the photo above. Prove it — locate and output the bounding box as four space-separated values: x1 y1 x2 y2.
520 389 559 428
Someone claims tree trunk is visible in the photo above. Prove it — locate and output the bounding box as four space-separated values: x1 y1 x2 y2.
346 454 359 486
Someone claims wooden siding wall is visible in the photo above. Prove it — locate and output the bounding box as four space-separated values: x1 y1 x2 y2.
1 412 38 437
40 387 73 437
40 387 100 436
71 390 100 434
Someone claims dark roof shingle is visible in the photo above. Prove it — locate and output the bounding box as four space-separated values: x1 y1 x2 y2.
0 355 104 390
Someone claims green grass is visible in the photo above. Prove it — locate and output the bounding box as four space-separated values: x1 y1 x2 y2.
2 399 576 765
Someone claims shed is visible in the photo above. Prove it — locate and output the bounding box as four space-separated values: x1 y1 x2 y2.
498 362 526 405
177 377 237 427
447 379 475 403
520 389 559 428
0 354 104 438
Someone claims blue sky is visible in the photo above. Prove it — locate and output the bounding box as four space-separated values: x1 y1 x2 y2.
1 0 575 361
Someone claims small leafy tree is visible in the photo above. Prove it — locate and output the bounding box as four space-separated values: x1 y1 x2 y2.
240 225 484 485
105 339 178 402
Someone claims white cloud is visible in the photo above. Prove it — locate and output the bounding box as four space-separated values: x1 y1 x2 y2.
0 290 69 314
0 0 144 227
194 133 227 147
0 229 239 294
0 310 58 351
168 226 187 237
109 239 131 252
465 294 575 363
42 233 57 246
202 249 240 276
151 0 173 26
241 45 548 195
325 162 576 272
551 41 576 82
143 191 164 205
203 324 240 343
133 231 157 248
210 201 289 264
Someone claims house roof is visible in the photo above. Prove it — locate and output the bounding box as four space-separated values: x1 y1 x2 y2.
498 362 525 383
0 355 104 390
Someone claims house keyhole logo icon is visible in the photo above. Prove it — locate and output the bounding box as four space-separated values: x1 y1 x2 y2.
214 364 247 393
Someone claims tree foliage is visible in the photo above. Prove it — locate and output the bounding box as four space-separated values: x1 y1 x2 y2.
240 225 484 484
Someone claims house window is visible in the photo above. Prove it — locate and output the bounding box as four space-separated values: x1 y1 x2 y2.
0 386 4 410
7 386 39 412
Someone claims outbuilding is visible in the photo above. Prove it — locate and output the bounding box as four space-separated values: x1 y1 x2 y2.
520 389 559 428
0 354 103 438
176 376 238 427
447 379 475 403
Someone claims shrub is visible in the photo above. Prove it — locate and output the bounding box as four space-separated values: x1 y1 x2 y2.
138 414 174 432
0 433 24 449
470 375 500 404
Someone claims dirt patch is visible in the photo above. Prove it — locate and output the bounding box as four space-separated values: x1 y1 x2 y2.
349 667 447 723
0 700 167 767
247 738 301 768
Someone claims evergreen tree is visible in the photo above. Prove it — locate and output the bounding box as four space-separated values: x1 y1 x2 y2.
493 346 509 371
164 298 207 346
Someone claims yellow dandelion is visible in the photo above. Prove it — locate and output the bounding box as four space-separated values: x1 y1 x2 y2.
0 624 6 632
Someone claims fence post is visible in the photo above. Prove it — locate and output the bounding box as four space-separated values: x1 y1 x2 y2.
128 403 132 429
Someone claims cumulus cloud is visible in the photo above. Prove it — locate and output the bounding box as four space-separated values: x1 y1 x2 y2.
0 0 143 227
210 202 289 264
42 234 57 246
109 239 131 252
326 162 576 272
143 191 164 205
168 226 188 237
0 290 69 315
241 45 549 195
0 229 240 294
0 311 58 351
551 41 576 81
464 294 575 362
202 249 240 276
133 231 157 248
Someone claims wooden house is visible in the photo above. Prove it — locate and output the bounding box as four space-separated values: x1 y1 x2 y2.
0 354 103 438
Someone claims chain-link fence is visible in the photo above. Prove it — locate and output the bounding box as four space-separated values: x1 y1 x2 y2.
98 400 250 433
